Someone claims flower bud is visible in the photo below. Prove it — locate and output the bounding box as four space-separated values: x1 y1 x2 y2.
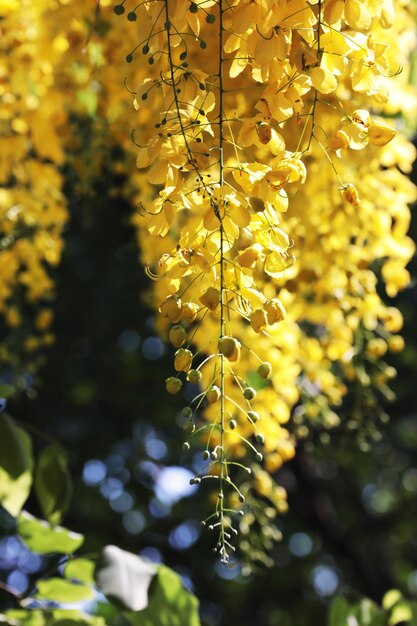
187 369 202 384
387 335 404 353
169 325 187 348
159 295 182 323
181 301 199 322
165 377 182 394
228 339 241 362
340 184 360 206
243 387 256 400
328 129 349 151
264 299 286 325
250 309 268 333
199 287 220 311
218 336 237 358
174 348 193 372
206 385 220 404
257 362 272 379
366 338 387 357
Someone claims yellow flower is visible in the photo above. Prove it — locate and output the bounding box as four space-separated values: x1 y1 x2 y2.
159 295 183 323
368 121 397 147
264 299 286 325
199 287 220 311
250 309 268 333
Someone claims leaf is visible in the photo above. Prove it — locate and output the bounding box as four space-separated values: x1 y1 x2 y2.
351 599 384 626
52 609 106 626
18 512 84 555
383 590 403 611
2 610 105 626
125 565 200 626
0 415 33 517
328 596 350 626
0 383 16 398
36 579 94 603
3 609 46 626
35 444 72 526
389 602 413 626
95 545 157 612
409 602 417 626
65 559 95 585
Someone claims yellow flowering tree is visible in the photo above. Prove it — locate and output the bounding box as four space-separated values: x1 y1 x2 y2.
0 0 416 569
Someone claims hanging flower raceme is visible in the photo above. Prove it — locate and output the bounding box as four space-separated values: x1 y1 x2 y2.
112 0 416 566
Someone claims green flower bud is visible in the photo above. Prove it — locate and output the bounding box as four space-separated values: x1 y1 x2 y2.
165 377 182 395
187 369 202 384
257 362 272 379
247 410 260 423
206 385 220 404
218 335 237 358
243 386 256 400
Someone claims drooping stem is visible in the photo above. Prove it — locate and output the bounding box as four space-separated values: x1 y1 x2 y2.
217 0 228 564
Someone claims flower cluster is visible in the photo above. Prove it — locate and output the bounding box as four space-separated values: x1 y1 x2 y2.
1 0 415 566
117 0 416 561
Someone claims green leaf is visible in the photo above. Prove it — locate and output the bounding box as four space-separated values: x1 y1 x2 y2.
383 590 403 611
0 383 16 398
125 565 200 626
95 545 157 611
65 558 95 585
35 444 72 526
0 415 33 517
389 602 413 626
18 512 84 555
52 609 106 626
351 599 384 626
328 596 350 626
2 610 105 626
36 579 94 603
3 609 46 626
409 602 417 626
